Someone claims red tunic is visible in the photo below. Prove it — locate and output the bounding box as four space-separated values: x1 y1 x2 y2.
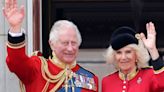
6 46 98 92
102 68 164 92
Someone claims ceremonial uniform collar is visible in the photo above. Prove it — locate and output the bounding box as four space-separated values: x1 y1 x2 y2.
119 67 139 80
49 52 76 69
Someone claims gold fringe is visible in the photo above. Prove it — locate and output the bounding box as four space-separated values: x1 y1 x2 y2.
7 42 25 49
19 80 26 92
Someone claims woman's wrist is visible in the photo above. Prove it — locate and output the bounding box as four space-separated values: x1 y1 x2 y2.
148 47 159 60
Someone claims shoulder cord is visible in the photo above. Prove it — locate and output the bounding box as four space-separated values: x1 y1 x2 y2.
40 57 75 92
39 56 67 92
19 56 74 92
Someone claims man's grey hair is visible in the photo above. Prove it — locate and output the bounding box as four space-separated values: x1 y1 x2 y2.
49 20 82 46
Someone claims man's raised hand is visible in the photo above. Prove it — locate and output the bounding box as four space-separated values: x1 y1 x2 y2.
3 0 25 33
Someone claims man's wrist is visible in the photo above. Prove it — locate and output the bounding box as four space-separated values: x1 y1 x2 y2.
10 25 22 33
9 28 25 37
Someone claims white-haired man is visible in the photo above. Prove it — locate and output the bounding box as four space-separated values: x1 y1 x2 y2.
3 0 98 92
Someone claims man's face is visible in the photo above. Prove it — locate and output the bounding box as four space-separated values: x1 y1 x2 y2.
50 27 79 64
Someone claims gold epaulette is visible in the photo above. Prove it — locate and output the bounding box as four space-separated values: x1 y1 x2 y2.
31 51 42 56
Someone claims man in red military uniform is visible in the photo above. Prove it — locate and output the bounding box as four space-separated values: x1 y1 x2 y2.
102 22 164 92
3 0 98 92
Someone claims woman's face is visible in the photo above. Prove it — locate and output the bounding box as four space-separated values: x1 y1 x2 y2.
114 45 137 74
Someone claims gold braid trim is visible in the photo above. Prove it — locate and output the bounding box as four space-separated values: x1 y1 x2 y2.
40 57 66 81
119 66 138 80
49 74 66 92
6 42 25 49
42 79 50 92
50 52 76 69
71 78 75 92
7 40 25 47
154 66 164 74
39 57 67 92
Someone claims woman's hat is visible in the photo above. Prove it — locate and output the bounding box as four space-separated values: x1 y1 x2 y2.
111 26 138 50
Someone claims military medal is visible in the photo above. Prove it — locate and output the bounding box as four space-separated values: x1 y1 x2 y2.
73 73 96 91
137 77 142 84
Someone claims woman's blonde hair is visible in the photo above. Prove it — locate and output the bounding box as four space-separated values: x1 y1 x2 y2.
105 39 150 69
